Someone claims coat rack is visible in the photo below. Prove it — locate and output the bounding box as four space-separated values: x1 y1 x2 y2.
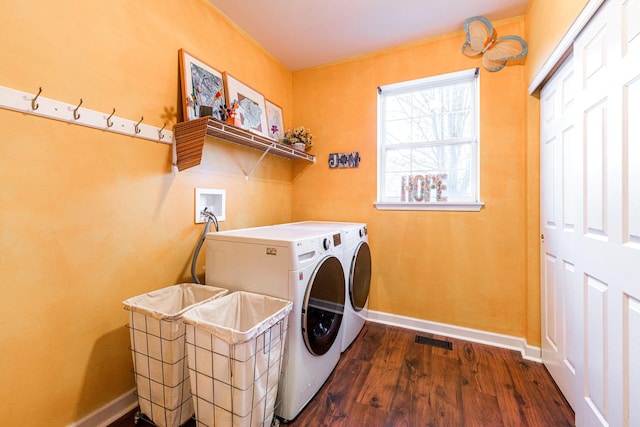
0 85 173 143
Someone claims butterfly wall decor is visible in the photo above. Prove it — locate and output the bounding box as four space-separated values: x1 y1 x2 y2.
461 16 528 72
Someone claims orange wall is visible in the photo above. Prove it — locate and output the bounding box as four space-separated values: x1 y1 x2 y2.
0 1 294 424
0 0 593 424
291 17 530 337
525 0 591 82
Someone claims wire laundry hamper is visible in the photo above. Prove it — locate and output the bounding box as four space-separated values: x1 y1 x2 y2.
123 283 228 427
182 291 293 427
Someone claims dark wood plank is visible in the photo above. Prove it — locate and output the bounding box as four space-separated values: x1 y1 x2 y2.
356 326 411 413
296 357 372 425
384 331 432 426
503 350 574 426
425 354 465 426
487 347 532 426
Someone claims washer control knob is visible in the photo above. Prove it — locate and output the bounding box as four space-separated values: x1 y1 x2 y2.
323 238 331 250
359 227 367 238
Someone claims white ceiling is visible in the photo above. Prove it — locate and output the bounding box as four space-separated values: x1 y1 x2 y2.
208 0 530 71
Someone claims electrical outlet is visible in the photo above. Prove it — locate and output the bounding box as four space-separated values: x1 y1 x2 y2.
195 188 226 223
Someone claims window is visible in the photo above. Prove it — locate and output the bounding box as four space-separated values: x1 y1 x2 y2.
375 68 483 211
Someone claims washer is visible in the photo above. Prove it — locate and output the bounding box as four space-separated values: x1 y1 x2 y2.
204 226 345 422
276 221 371 352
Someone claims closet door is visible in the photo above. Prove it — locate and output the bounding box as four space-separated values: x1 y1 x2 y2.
575 1 640 425
541 0 640 425
540 53 582 412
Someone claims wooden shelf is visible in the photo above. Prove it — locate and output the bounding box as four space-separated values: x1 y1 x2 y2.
173 117 315 172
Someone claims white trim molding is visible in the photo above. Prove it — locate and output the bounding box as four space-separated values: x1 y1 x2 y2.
528 0 605 94
374 202 484 212
367 309 542 362
66 388 137 427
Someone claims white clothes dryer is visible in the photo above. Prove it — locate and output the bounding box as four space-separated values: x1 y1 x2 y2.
275 221 371 352
204 226 345 422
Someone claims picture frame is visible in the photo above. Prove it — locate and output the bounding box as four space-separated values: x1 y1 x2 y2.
178 49 226 121
264 99 284 140
223 72 268 136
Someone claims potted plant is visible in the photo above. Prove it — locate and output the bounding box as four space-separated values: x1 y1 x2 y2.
284 126 313 151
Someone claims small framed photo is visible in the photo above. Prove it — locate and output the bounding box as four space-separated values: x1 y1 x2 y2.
179 49 226 121
265 100 284 140
224 73 268 136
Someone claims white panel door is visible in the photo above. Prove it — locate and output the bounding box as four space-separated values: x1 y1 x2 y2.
619 0 640 425
541 0 640 426
541 53 583 412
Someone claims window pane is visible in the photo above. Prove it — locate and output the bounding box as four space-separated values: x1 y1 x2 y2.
385 149 411 172
412 84 473 143
441 111 468 138
412 90 439 117
378 69 478 204
385 118 412 144
383 172 405 199
446 167 472 198
410 143 472 173
382 142 474 201
412 146 444 171
412 116 438 142
384 94 412 120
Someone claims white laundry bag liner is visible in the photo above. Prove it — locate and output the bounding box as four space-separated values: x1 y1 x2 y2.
124 283 228 321
123 283 228 427
182 291 293 427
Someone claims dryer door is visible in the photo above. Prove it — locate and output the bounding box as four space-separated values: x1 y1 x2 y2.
349 241 371 312
302 255 345 356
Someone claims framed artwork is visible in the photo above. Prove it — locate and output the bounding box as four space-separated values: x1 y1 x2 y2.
179 49 226 121
223 72 268 136
265 99 284 140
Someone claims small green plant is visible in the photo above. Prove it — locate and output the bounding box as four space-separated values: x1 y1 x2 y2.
284 126 313 149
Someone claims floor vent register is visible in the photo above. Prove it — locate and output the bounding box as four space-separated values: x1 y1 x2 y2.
414 335 453 350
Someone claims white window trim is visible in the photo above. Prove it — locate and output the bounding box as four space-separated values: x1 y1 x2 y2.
374 201 484 212
376 68 483 212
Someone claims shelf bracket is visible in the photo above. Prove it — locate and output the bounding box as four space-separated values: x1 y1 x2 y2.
244 145 273 179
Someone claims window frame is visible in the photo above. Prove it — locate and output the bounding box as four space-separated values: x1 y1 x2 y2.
375 68 484 212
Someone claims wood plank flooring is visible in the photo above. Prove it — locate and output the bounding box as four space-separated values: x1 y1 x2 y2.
110 322 574 427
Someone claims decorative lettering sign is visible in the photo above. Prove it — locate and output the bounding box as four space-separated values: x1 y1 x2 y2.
401 174 448 202
328 152 361 168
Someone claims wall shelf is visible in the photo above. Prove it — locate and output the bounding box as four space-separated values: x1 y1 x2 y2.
173 117 315 175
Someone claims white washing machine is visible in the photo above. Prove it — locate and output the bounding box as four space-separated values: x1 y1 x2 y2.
275 221 371 352
204 226 346 422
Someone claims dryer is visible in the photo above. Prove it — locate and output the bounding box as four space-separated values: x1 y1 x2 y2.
276 221 371 352
204 226 345 422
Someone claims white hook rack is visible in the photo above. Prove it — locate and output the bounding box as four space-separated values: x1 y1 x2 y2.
0 85 173 144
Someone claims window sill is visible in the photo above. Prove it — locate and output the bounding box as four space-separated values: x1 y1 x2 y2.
374 202 484 212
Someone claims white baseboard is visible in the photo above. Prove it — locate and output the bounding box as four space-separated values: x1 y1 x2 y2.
366 310 542 362
67 388 137 427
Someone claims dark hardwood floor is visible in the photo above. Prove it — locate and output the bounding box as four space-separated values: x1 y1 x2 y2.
111 322 574 426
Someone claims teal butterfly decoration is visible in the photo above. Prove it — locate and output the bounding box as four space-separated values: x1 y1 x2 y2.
462 16 528 72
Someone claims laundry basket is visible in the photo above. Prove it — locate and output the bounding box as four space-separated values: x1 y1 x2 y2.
182 291 293 427
123 283 228 427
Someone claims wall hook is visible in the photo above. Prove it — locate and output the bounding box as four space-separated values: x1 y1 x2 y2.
158 122 166 140
134 116 143 134
31 87 42 110
106 108 115 128
73 98 83 120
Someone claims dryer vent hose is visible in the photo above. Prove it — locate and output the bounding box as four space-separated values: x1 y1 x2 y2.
191 208 219 284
